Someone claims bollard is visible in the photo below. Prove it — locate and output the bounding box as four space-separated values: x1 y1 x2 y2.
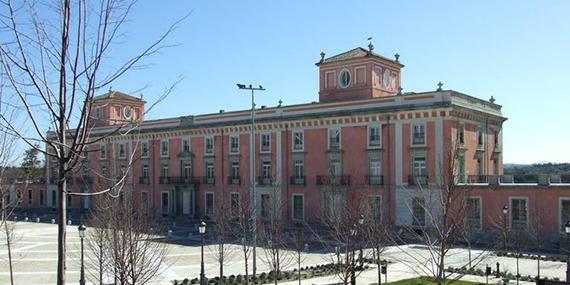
168 229 173 237
36 217 40 223
172 222 176 228
14 216 17 221
51 218 56 224
25 217 29 222
67 220 72 225
486 265 491 285
496 262 500 278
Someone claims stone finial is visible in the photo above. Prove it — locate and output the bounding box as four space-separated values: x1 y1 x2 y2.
320 52 325 63
437 81 443 91
368 42 374 54
278 99 283 107
394 53 400 62
140 93 144 100
489 96 496 104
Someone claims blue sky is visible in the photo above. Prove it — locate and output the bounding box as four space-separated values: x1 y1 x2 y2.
109 1 570 164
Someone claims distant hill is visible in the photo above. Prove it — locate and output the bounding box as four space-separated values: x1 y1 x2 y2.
503 163 570 175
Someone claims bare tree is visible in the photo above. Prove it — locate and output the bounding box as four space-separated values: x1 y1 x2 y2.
87 194 170 285
391 123 488 285
363 199 389 285
291 221 308 285
208 194 238 282
258 188 293 284
0 1 185 283
527 198 547 279
318 182 369 285
234 192 254 285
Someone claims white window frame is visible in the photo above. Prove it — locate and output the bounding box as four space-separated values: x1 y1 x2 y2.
142 164 149 179
141 141 149 158
328 128 341 150
411 123 426 146
205 192 215 216
231 162 240 179
292 130 304 152
367 125 382 148
205 136 214 155
294 159 304 179
118 143 126 159
261 160 272 179
161 192 169 214
260 133 271 153
465 196 482 230
477 127 484 146
509 196 529 230
99 144 107 160
206 162 215 179
160 140 169 157
559 197 570 233
182 138 191 153
292 193 304 221
229 135 240 154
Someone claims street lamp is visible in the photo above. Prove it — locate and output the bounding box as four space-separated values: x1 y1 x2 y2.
78 224 86 285
502 205 509 250
237 83 265 277
199 221 206 285
358 215 365 267
564 221 570 282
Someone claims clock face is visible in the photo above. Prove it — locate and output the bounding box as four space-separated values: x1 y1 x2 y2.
123 106 132 119
382 69 391 89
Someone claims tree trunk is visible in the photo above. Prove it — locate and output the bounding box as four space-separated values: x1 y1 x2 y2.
57 172 68 285
3 218 14 285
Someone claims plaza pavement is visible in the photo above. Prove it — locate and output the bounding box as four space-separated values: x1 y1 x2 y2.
0 222 567 284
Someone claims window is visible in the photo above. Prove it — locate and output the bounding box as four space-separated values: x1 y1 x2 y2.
560 199 570 232
459 125 465 145
205 136 214 155
206 162 215 183
367 195 382 220
294 159 304 179
28 189 32 205
141 142 149 158
141 192 149 208
511 198 528 230
412 197 425 226
142 165 149 179
231 162 240 179
161 192 169 213
230 135 239 154
161 140 169 157
338 69 351 89
51 190 56 207
39 190 45 206
329 159 341 176
262 161 272 179
328 129 340 150
369 160 382 185
205 192 214 217
118 143 126 158
413 157 427 177
293 194 304 220
230 193 240 217
95 108 100 119
99 144 106 159
293 130 304 151
183 163 192 178
182 139 191 152
476 154 483 176
161 164 169 178
477 127 484 146
412 124 425 145
368 126 381 147
261 194 271 218
458 153 465 183
465 197 481 229
493 158 499 175
494 130 500 147
261 133 271 152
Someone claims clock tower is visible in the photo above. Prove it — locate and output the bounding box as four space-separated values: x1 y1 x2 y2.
90 90 146 127
316 45 404 103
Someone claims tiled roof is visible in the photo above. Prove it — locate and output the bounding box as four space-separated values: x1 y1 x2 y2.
316 47 403 67
93 90 145 102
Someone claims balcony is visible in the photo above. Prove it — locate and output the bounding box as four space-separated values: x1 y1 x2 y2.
467 175 489 184
290 176 306 186
139 177 150 184
412 135 425 145
170 176 200 185
316 175 351 186
202 176 215 185
366 175 384 186
257 176 273 186
227 176 241 185
158 176 170 184
408 175 429 186
75 176 93 184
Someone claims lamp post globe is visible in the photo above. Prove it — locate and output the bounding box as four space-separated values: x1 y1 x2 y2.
78 224 86 285
502 205 508 215
359 214 365 225
199 221 206 285
565 221 570 234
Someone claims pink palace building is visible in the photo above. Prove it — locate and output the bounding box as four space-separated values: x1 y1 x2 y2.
26 45 570 241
